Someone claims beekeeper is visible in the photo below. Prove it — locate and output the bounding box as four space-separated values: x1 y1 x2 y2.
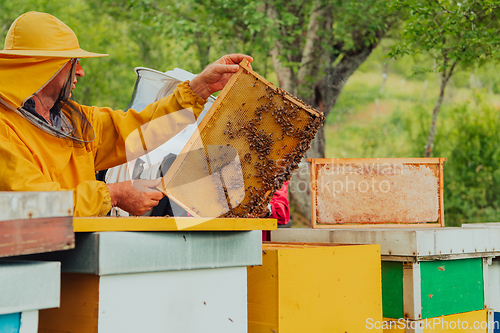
0 11 252 216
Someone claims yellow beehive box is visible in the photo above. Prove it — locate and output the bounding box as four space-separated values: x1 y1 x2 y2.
382 309 490 333
247 242 382 332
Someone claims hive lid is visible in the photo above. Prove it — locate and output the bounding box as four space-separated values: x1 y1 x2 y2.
0 191 74 258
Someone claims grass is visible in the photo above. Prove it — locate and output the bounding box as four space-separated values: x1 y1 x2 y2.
324 66 500 159
283 43 500 227
302 51 500 228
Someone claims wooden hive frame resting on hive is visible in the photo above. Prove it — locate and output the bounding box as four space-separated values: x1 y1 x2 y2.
308 158 446 228
158 59 324 218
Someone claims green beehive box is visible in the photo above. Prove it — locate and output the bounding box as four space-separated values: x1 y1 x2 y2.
382 258 486 320
271 227 500 321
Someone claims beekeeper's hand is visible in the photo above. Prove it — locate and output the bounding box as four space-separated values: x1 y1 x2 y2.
189 54 253 99
107 178 164 216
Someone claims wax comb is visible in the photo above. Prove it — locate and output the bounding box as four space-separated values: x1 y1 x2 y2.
159 59 324 218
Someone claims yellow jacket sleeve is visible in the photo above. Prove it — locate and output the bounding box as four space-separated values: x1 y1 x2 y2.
0 81 206 217
88 81 206 171
0 134 112 216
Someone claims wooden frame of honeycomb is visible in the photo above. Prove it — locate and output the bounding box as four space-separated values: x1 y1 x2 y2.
158 59 324 218
309 158 446 228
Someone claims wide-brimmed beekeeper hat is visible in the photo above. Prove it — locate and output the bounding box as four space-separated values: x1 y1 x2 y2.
0 11 107 145
0 11 108 110
0 11 108 58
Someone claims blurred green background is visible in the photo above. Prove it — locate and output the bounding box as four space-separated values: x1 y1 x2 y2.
2 0 500 227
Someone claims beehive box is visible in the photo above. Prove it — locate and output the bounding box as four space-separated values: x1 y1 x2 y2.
0 191 74 257
271 227 500 258
382 309 490 333
40 270 248 333
382 258 487 320
159 59 324 218
463 223 500 319
462 224 500 333
37 230 262 333
247 242 382 332
308 158 446 228
271 227 500 324
71 216 276 232
487 259 500 333
0 261 60 333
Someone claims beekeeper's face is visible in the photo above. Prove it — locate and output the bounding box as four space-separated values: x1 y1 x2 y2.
44 59 85 100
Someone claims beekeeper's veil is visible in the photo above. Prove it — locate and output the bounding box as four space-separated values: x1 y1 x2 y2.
0 11 108 146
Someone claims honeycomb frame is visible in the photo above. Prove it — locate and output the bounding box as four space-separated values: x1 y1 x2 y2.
158 59 324 218
308 158 446 228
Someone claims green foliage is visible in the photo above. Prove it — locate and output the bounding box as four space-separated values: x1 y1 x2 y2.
434 102 500 226
307 0 398 104
327 102 428 158
0 0 142 109
328 109 500 226
88 0 274 72
390 0 500 70
78 0 400 118
2 1 500 225
389 0 500 157
329 0 394 52
326 40 500 226
328 98 500 226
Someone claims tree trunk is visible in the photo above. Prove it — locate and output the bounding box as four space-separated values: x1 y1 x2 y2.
424 84 446 157
266 2 396 223
285 2 326 221
424 61 457 157
322 47 379 117
267 5 294 93
270 46 294 92
296 1 324 99
289 45 382 222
